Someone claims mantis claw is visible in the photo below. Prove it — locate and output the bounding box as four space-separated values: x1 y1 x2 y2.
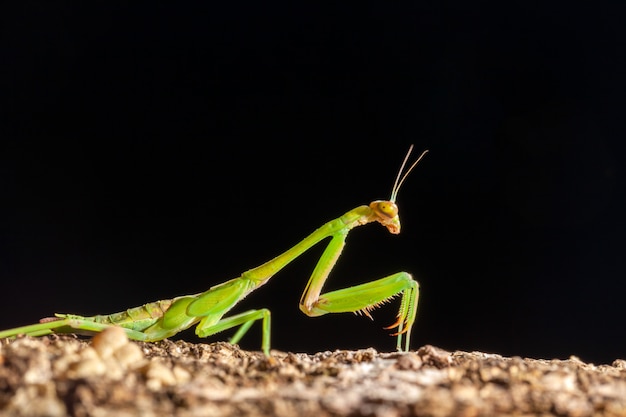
383 319 411 337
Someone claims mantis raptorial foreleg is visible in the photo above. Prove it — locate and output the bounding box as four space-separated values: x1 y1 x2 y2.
0 146 428 356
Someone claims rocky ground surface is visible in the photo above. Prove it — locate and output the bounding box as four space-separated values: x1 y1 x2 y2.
1 328 625 417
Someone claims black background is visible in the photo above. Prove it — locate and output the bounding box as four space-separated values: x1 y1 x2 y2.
1 2 625 364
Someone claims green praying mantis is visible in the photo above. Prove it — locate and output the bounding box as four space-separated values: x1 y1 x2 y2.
0 146 428 356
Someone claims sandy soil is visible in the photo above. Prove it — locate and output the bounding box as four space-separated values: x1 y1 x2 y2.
1 328 625 417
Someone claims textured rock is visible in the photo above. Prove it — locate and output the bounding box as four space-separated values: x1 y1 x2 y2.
1 335 625 416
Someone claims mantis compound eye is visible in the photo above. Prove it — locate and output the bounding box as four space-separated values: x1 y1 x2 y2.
374 201 398 219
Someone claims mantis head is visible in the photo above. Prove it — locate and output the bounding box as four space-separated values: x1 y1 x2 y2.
369 145 429 235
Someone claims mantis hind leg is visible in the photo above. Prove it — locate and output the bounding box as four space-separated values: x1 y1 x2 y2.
0 309 273 356
0 318 151 341
0 319 62 338
195 309 271 356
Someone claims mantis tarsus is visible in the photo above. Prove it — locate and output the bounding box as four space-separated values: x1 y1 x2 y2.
0 146 428 356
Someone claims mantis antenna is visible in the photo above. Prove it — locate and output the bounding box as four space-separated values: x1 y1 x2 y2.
390 145 429 203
